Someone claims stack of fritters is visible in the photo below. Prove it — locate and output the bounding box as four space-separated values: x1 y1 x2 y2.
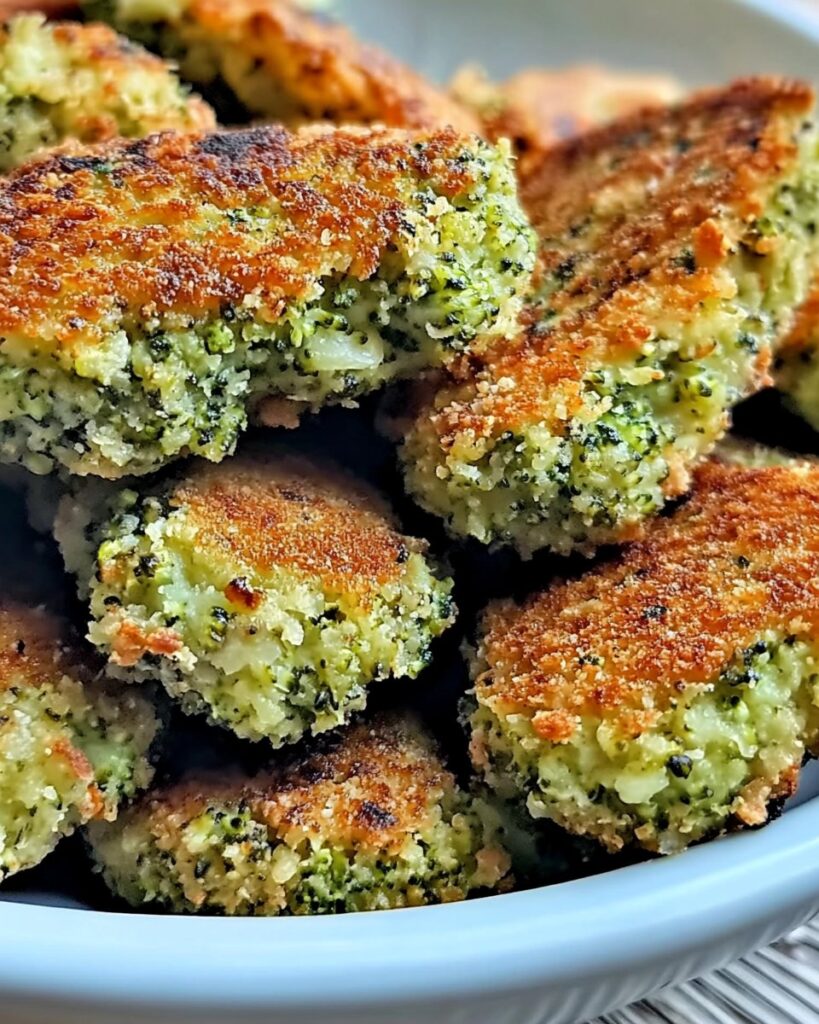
0 0 818 916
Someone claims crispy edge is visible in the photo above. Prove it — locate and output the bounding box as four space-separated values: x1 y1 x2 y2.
476 459 819 737
0 124 482 343
138 713 449 856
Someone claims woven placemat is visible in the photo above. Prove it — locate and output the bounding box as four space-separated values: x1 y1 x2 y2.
598 920 819 1023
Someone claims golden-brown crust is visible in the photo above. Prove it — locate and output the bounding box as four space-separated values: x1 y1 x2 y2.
0 124 481 349
0 600 75 689
734 765 799 827
144 713 448 855
171 452 422 602
452 64 682 179
418 78 811 446
477 459 819 737
107 620 184 670
189 0 478 132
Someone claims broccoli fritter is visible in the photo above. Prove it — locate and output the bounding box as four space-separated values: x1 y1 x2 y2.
397 78 819 557
56 451 456 747
0 599 159 881
468 457 819 856
450 63 683 180
0 13 214 172
87 712 511 915
82 0 478 132
0 123 533 480
775 279 819 431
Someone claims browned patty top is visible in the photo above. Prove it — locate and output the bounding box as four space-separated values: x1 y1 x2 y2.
142 713 451 855
0 600 77 691
0 123 482 349
453 64 682 179
476 459 819 741
411 79 811 449
166 452 425 602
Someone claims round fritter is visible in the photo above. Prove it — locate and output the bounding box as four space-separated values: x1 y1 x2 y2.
398 78 819 557
0 13 214 172
775 278 819 431
87 712 511 915
468 457 819 855
56 451 456 747
450 63 683 180
0 599 160 881
82 0 478 132
0 123 533 480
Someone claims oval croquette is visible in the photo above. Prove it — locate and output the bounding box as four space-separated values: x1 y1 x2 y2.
397 78 819 557
0 13 214 172
81 0 478 132
0 599 160 881
56 451 456 747
468 456 819 855
86 712 512 915
0 124 534 479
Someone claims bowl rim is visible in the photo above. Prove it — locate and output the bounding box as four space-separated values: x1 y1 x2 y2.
2 798 819 1012
4 0 819 1015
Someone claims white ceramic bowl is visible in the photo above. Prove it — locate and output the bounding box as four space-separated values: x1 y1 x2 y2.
5 2 819 1022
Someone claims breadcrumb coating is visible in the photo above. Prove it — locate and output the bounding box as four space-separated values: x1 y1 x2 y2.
57 450 456 746
470 457 819 853
88 713 512 914
0 599 159 880
0 13 213 172
399 78 819 556
0 124 533 477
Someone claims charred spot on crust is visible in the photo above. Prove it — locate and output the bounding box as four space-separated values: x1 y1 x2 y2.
56 154 116 174
356 799 398 830
196 126 286 161
763 795 789 824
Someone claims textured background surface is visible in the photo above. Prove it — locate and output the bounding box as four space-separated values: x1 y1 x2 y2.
602 920 819 1024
